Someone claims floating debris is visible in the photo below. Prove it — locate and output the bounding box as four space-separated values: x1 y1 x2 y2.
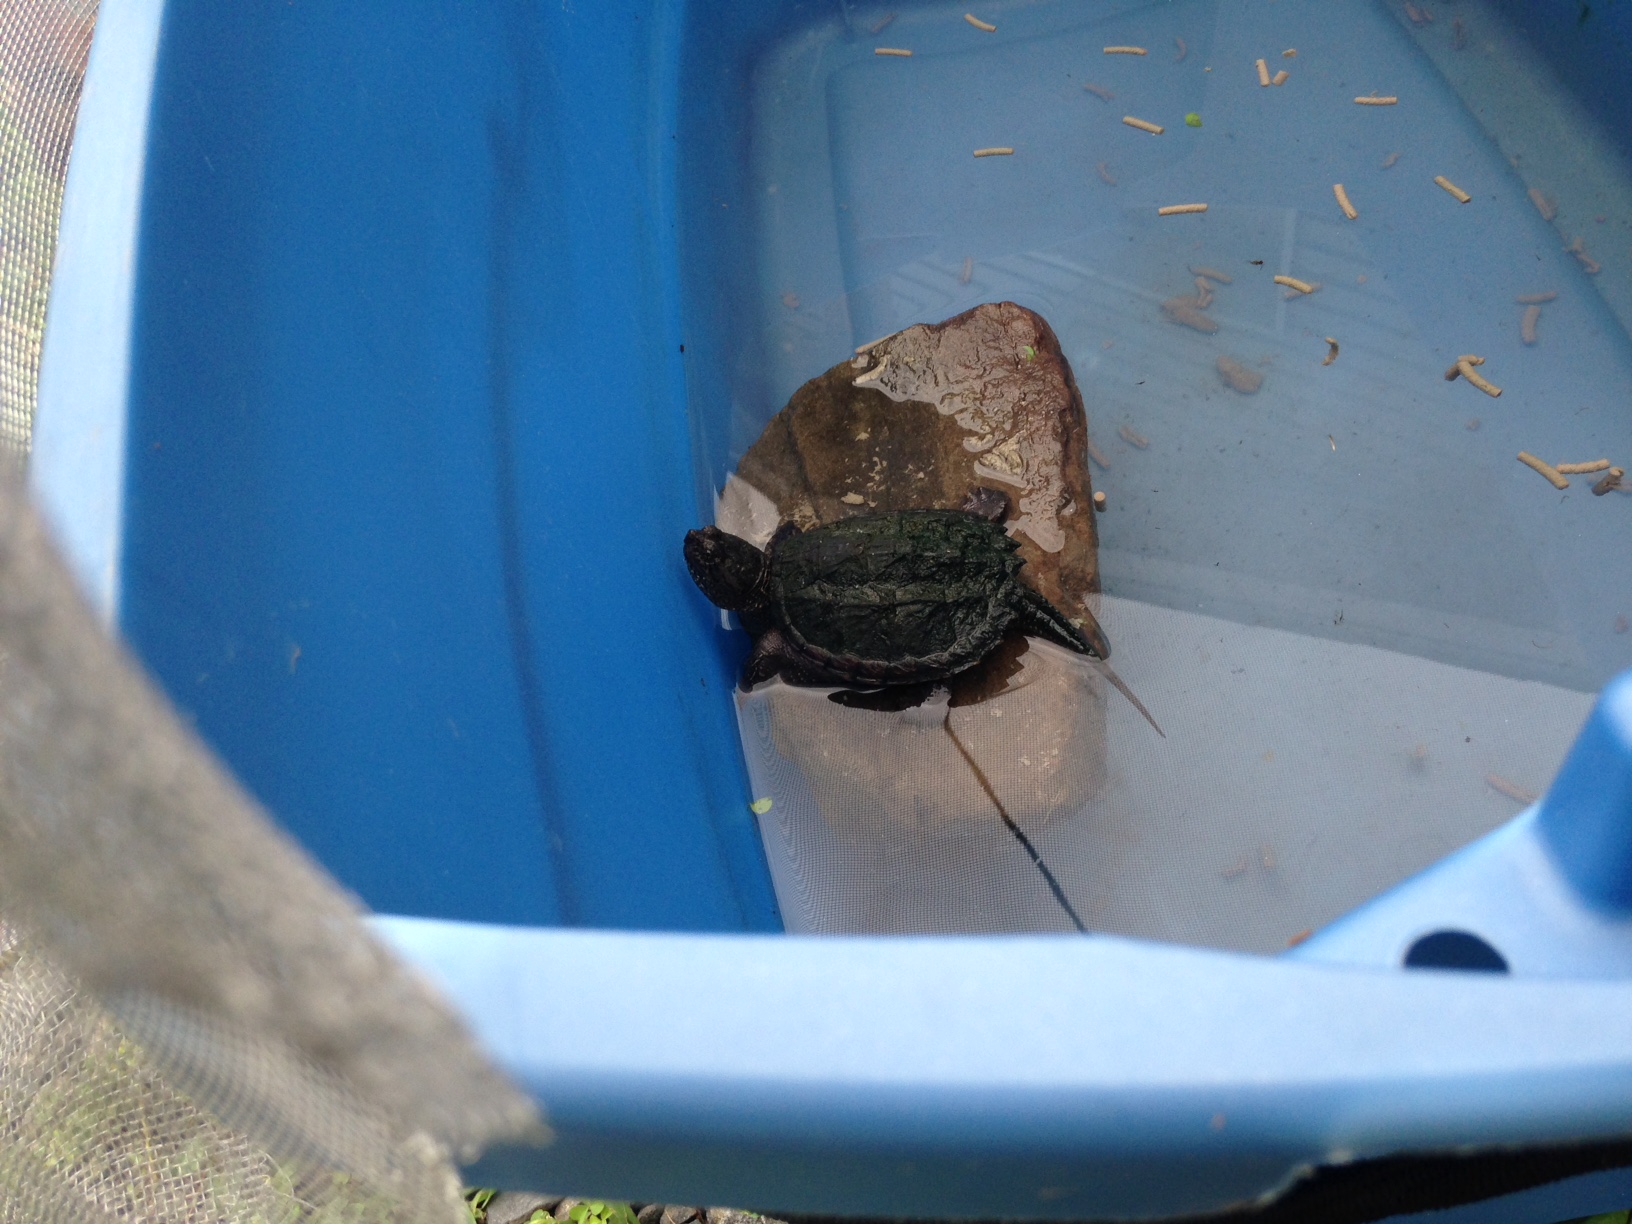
1085 436 1112 469
1084 82 1114 101
1096 160 1117 185
1453 16 1468 48
781 291 800 310
1273 274 1315 294
1283 48 1297 57
964 12 996 31
1158 202 1207 215
869 12 897 34
973 146 1015 157
959 256 974 284
1434 175 1471 203
1286 928 1313 948
1556 459 1611 474
1521 304 1541 345
1528 187 1557 221
1119 424 1150 449
1381 151 1401 168
1517 451 1569 489
1595 468 1625 496
1333 183 1358 219
1185 112 1203 127
1514 290 1558 304
1190 265 1233 283
1174 36 1188 61
1193 277 1214 308
1123 115 1165 134
1405 3 1433 25
750 797 774 815
1217 355 1263 394
1104 45 1148 54
1322 336 1340 365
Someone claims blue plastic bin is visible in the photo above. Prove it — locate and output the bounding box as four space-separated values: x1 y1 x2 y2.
30 0 1632 1218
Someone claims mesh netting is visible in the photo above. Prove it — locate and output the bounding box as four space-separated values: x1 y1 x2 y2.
0 3 542 1221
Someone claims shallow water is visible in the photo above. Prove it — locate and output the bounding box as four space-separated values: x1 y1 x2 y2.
724 0 1632 945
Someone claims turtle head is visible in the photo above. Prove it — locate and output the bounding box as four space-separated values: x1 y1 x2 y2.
684 526 770 611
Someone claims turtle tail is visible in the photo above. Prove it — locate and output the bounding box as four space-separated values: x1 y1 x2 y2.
1013 584 1109 659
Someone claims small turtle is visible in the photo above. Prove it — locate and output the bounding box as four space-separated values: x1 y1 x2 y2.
683 489 1096 684
685 488 1161 735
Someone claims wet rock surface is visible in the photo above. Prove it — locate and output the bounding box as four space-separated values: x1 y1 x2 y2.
721 302 1107 843
726 301 1101 643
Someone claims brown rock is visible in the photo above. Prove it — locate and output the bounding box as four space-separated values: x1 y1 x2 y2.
730 301 1100 629
721 302 1107 840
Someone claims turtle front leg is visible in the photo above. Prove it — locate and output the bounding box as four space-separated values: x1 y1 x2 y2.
1012 583 1111 659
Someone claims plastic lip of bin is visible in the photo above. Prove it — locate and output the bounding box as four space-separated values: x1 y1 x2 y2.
27 0 1632 1220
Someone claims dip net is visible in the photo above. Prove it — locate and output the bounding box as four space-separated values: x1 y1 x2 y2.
0 3 540 1221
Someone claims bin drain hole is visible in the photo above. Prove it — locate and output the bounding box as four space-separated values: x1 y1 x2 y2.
1403 930 1509 973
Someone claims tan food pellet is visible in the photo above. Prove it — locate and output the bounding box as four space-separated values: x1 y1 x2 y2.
1092 491 1108 512
1322 337 1339 365
874 47 913 56
1486 774 1537 804
1217 355 1263 393
1123 115 1165 134
1528 188 1557 221
1521 304 1541 345
1162 296 1217 332
1567 237 1601 274
1273 274 1315 294
1355 95 1398 105
1190 265 1233 283
973 146 1015 157
1459 359 1501 396
1104 45 1148 54
1158 202 1207 215
1282 48 1297 57
1555 459 1611 474
1119 424 1150 449
1256 58 1271 86
1084 82 1115 101
964 13 996 31
1434 175 1471 203
1381 151 1401 169
1514 291 1557 304
1517 451 1569 489
1096 161 1117 185
1333 183 1358 219
1271 69 1290 86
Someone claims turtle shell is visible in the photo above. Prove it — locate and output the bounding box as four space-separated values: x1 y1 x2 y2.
768 509 1024 682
